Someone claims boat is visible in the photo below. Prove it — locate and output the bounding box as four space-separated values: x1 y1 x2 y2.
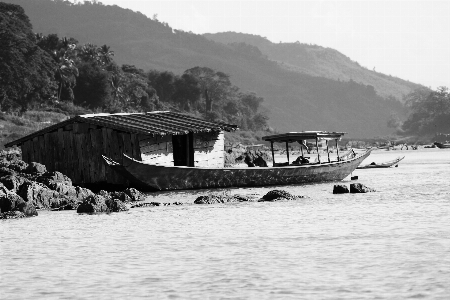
434 142 450 149
103 131 372 191
357 156 405 169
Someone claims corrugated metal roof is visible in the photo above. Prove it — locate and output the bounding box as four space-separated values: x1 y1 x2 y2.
5 111 238 147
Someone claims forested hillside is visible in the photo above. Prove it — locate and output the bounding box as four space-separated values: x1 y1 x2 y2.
2 0 419 137
204 32 424 101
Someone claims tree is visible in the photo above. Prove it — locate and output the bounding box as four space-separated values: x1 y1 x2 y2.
172 73 201 111
73 61 111 108
54 48 79 101
147 70 176 103
98 44 114 65
0 3 57 112
402 87 450 135
184 67 235 113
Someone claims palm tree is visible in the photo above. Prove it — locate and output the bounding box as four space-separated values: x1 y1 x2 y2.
54 49 79 101
98 44 114 65
110 73 124 106
80 43 99 63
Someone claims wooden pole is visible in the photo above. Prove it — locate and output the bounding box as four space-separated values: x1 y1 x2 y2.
326 140 330 162
271 141 275 167
316 138 320 163
286 141 290 164
336 139 340 161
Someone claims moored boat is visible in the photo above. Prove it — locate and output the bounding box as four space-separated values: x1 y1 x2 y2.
434 142 450 149
357 156 405 169
103 131 372 191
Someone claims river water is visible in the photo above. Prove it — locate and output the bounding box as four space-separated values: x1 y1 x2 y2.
1 148 449 299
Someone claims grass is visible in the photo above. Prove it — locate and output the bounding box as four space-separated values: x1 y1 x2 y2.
0 111 69 149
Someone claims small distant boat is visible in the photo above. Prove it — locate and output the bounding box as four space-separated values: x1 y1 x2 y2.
357 156 405 169
434 142 450 149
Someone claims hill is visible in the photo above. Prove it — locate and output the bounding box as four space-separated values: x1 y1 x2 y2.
3 0 420 137
203 32 424 101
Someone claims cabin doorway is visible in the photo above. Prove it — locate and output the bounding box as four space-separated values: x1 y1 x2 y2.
172 133 194 166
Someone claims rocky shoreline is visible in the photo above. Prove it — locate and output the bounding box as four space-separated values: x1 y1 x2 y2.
0 150 375 220
0 150 146 218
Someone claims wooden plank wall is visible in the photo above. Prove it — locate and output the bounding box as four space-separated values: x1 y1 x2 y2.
20 123 142 186
139 134 174 166
193 131 224 167
138 131 225 167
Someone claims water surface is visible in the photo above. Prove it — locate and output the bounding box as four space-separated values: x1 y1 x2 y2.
1 149 449 299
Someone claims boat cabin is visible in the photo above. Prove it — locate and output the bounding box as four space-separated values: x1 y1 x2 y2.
262 131 346 167
5 111 238 188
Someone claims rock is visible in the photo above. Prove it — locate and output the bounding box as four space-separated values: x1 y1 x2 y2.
0 190 37 217
194 194 257 204
0 167 16 177
25 162 47 174
333 184 349 194
1 159 28 173
260 190 303 201
350 183 376 193
77 195 109 214
124 188 144 201
74 186 94 202
0 190 26 212
194 195 224 204
0 175 31 193
130 202 160 208
36 171 72 187
21 201 38 217
110 191 132 202
105 198 129 212
0 211 26 219
18 181 60 209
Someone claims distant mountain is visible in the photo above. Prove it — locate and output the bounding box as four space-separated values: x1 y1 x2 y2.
203 32 423 101
4 0 421 137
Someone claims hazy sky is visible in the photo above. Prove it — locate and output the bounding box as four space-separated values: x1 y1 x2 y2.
89 0 449 89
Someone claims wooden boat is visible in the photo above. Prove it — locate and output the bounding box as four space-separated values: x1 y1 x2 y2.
434 142 450 149
357 156 405 169
103 131 372 191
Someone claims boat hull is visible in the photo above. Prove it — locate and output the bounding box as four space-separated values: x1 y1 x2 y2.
357 156 405 169
104 149 372 191
434 142 450 149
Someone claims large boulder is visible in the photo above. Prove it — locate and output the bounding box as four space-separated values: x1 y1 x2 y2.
0 174 31 193
18 181 60 209
0 189 37 217
77 195 109 214
105 198 129 212
333 184 350 194
260 190 303 201
0 189 25 212
350 183 376 193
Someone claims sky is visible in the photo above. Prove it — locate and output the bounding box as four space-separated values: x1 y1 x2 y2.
88 0 450 89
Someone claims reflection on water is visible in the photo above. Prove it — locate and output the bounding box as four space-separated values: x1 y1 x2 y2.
1 149 450 299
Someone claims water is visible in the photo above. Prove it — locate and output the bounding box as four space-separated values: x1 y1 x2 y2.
1 149 450 299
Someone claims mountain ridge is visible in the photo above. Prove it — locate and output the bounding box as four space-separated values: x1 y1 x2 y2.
203 32 423 101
